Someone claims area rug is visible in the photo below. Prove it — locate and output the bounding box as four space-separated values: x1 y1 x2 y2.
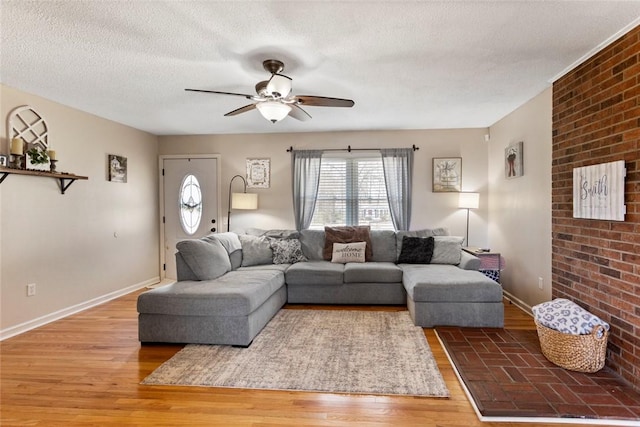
142 309 449 397
436 327 640 426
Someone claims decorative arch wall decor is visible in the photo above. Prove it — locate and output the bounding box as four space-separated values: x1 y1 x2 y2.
7 105 49 150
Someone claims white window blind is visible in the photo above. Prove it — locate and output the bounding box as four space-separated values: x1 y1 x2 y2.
310 153 393 230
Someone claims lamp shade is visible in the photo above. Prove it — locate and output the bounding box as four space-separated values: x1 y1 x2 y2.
458 192 479 209
256 101 291 123
266 74 292 98
231 192 258 210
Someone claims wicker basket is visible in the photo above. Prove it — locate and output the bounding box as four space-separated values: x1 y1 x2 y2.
535 319 608 373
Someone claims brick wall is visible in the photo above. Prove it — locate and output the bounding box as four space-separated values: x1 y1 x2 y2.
552 25 640 389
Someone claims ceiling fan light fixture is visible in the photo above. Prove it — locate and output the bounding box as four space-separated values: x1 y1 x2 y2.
266 74 292 98
256 101 291 123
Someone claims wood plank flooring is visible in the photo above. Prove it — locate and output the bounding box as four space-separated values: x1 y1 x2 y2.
1 290 590 426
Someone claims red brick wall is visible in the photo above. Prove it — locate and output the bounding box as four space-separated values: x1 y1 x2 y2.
552 25 640 389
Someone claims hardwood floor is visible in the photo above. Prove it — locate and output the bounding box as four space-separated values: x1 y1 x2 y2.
1 290 588 426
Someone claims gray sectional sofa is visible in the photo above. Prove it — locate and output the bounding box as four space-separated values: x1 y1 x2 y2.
137 227 504 346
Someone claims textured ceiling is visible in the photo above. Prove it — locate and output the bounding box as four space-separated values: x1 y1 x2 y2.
1 1 640 136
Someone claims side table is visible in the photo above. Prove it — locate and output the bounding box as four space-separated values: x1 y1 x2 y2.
463 247 504 283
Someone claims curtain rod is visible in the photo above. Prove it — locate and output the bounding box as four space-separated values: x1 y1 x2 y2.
286 144 419 153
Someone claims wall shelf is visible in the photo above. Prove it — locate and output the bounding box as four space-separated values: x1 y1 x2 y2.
0 167 88 194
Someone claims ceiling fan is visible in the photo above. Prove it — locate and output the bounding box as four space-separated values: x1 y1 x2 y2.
185 59 355 123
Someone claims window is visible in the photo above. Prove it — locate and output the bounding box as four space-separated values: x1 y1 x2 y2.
310 153 393 230
179 174 203 235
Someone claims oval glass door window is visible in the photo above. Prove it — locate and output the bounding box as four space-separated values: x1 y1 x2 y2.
179 174 203 235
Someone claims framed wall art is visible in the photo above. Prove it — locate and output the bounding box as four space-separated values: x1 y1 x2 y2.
505 141 524 179
246 158 270 188
573 160 626 221
432 157 462 192
108 154 127 183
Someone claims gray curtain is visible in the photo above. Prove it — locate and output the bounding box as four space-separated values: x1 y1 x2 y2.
380 148 413 231
291 150 323 230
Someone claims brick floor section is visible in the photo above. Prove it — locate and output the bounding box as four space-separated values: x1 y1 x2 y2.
436 328 640 421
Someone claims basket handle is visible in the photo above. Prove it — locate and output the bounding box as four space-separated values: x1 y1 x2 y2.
592 325 607 340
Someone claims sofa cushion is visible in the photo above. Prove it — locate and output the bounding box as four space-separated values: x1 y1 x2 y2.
401 264 502 303
331 241 366 263
370 230 397 262
203 232 243 270
270 238 308 264
285 260 344 285
246 228 300 239
344 262 403 283
323 226 373 261
137 269 285 317
239 234 273 267
396 228 449 260
431 236 464 265
397 236 434 264
299 229 325 260
175 238 231 281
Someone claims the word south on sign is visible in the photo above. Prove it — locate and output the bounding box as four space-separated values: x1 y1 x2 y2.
573 160 626 221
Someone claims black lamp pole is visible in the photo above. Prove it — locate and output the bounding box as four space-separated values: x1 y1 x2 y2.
227 175 247 232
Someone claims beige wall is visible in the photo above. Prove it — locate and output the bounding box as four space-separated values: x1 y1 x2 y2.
488 88 553 309
159 128 491 243
0 84 159 335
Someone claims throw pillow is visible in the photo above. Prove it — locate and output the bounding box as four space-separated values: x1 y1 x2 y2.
270 238 308 264
323 226 373 261
176 238 231 280
430 236 465 265
331 241 366 263
395 228 449 260
397 236 434 264
239 234 273 267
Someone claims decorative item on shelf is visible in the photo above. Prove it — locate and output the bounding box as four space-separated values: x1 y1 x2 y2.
0 155 7 167
9 137 25 169
48 150 57 172
26 146 50 165
433 157 462 192
458 192 479 245
227 174 258 232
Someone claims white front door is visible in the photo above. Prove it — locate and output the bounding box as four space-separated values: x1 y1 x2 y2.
161 156 220 280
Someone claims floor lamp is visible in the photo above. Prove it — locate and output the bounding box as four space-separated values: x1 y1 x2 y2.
458 192 479 246
227 175 258 232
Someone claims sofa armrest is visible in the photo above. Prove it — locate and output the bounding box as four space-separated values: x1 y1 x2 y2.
458 251 481 270
176 252 199 281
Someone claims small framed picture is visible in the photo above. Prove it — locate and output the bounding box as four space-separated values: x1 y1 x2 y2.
433 157 462 192
505 141 524 179
0 155 7 167
108 154 127 183
246 158 270 188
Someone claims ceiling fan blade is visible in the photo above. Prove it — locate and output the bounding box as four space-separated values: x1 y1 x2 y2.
224 103 257 116
288 104 312 121
185 88 254 100
295 95 355 108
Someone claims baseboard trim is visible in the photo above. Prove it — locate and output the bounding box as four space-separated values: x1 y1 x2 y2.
502 289 534 316
0 276 160 341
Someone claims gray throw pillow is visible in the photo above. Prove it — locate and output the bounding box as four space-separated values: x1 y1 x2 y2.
397 236 434 264
239 234 273 267
176 238 231 280
430 236 464 264
270 238 308 264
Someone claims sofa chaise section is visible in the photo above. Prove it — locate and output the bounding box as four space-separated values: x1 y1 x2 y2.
401 264 504 328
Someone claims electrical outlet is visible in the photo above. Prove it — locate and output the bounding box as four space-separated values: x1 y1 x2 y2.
538 277 544 290
27 283 36 297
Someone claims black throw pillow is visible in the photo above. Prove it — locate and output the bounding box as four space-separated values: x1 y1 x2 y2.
397 236 435 264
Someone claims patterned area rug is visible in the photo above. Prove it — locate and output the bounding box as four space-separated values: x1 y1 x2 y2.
142 309 449 397
436 327 640 425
